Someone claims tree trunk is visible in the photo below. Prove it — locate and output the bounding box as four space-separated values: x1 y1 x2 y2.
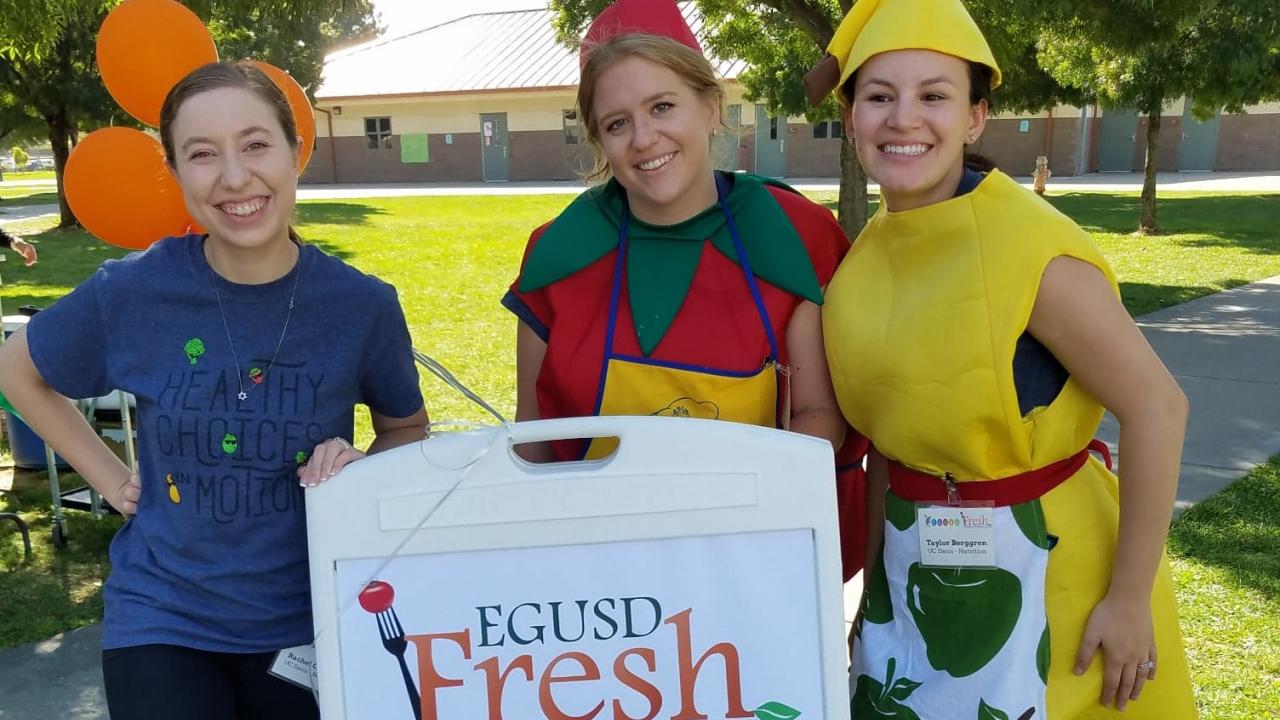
1138 106 1161 235
49 23 79 229
838 136 869 238
47 107 77 229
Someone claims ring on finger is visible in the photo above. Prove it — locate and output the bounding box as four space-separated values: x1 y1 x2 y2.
331 437 352 451
1136 660 1155 673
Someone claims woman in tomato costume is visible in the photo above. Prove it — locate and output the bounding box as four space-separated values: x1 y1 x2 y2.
502 0 869 580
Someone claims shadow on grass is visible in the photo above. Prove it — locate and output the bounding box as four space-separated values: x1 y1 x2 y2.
1167 457 1280 603
819 196 881 216
301 238 353 260
1120 279 1250 317
296 201 388 228
0 191 59 207
0 465 119 647
295 202 390 260
1047 194 1280 254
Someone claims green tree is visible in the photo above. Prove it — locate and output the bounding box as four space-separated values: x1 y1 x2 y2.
11 145 28 167
967 1 1088 115
0 0 113 227
195 0 379 101
549 1 1081 237
1014 0 1280 233
0 0 376 228
550 0 874 236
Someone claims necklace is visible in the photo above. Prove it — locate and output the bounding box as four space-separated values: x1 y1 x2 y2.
207 247 302 402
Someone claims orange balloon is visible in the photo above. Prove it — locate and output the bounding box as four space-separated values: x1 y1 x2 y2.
65 128 198 251
97 0 217 127
252 61 317 174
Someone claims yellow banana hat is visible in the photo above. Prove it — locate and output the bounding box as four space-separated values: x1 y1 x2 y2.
803 0 1001 106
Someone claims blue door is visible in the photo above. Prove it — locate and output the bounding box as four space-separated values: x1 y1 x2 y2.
1178 103 1220 171
1097 109 1137 172
480 113 509 182
754 105 786 177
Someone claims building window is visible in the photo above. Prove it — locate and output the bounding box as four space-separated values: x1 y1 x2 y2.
769 116 779 140
365 117 392 149
563 109 582 145
812 120 843 139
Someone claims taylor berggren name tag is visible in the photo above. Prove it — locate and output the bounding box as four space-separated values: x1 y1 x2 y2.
269 644 318 698
916 504 996 568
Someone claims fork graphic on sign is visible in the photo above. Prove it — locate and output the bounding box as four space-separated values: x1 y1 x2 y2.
359 580 422 720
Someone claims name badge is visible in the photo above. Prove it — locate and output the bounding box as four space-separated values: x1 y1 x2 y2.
269 643 319 699
916 504 996 568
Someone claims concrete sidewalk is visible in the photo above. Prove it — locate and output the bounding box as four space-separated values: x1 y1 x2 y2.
1 172 1275 227
0 624 105 718
4 276 1280 718
291 170 1280 200
1097 276 1280 510
0 203 58 226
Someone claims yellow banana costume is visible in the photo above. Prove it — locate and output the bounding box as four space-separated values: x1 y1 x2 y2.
814 2 1197 718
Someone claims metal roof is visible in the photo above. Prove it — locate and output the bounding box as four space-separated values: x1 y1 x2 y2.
316 4 747 101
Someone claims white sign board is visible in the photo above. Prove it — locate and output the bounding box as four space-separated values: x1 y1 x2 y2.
307 416 847 720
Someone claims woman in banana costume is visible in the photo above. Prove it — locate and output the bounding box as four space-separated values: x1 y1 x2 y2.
805 1 1197 717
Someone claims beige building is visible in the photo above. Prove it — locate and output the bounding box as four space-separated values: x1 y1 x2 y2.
304 7 1280 184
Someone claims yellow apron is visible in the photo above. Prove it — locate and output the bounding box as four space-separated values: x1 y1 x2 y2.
584 173 787 459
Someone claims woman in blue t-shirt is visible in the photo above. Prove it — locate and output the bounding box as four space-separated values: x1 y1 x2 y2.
0 62 429 719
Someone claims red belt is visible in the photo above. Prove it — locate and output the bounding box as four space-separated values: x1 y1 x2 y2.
887 439 1113 507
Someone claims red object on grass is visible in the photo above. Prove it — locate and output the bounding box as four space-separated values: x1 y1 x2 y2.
358 580 395 613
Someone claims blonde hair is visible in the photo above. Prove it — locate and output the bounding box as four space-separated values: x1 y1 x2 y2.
576 34 725 183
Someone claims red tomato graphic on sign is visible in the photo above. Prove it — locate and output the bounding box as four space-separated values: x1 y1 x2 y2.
358 580 395 613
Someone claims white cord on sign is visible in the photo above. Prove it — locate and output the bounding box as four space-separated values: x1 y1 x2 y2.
312 350 515 647
412 347 509 425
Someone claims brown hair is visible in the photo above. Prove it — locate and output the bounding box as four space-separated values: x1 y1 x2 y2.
576 34 725 183
159 62 303 242
841 60 997 172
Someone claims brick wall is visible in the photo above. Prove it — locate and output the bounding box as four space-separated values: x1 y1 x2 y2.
304 131 598 183
1215 114 1280 171
785 122 843 177
303 134 484 183
508 129 594 181
303 109 1280 183
970 116 1084 177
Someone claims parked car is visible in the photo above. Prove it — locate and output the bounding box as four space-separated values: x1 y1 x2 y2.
24 158 54 171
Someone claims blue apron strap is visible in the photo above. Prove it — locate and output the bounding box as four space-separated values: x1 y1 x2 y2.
591 202 629 420
715 173 782 361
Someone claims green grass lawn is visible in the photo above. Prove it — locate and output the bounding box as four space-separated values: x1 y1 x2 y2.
1 190 1278 713
0 170 56 181
808 191 1280 316
0 455 119 646
0 187 59 206
1167 458 1280 718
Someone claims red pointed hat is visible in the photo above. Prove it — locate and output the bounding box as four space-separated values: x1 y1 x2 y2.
580 0 702 69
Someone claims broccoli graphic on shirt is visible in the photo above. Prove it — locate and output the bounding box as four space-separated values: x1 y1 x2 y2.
184 338 205 365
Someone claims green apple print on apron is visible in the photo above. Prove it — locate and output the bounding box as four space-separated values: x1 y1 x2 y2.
852 491 1052 719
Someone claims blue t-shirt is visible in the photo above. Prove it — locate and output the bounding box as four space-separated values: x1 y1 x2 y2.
27 235 424 652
